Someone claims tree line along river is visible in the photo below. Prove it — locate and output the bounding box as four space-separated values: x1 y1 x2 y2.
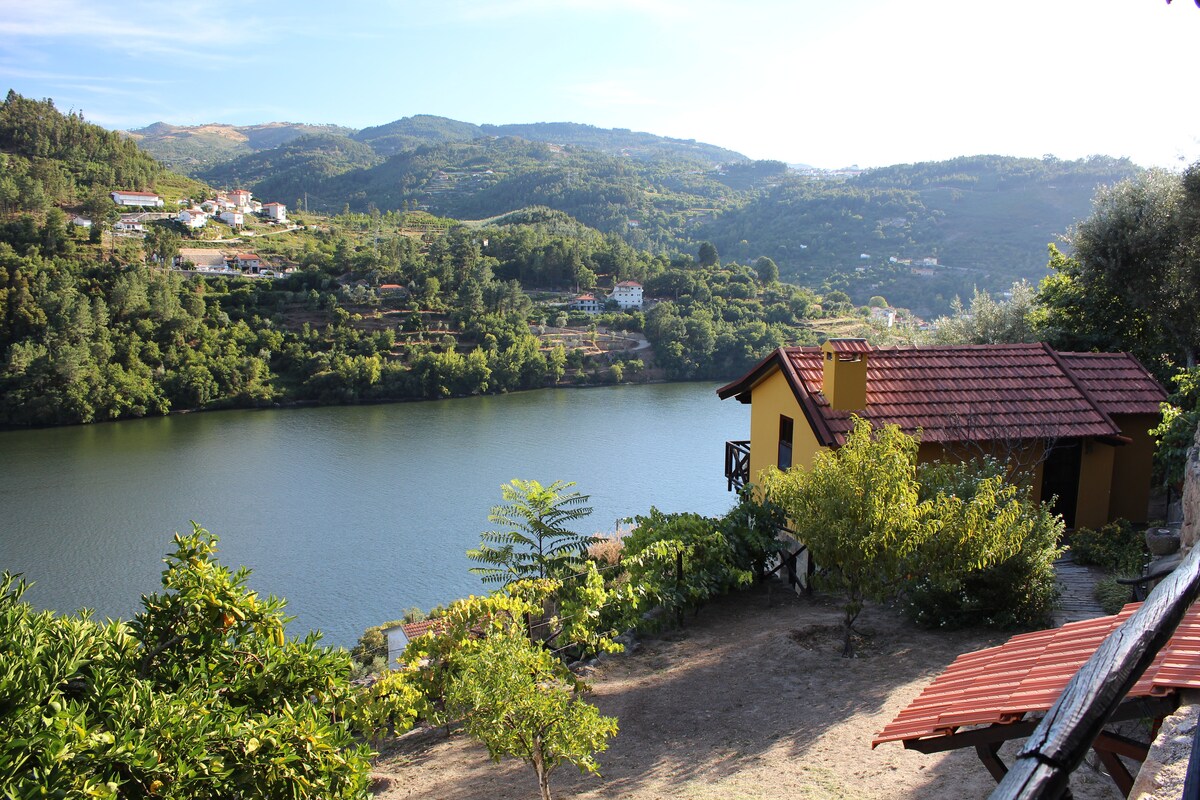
0 382 748 648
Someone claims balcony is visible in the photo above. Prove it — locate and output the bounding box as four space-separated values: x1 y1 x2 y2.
724 440 750 491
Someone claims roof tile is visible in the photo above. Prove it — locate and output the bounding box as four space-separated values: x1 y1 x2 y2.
873 602 1200 748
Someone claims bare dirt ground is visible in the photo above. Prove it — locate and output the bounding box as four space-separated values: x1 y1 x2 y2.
371 586 1123 800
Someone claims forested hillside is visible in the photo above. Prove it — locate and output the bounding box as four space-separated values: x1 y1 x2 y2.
1 92 827 427
697 155 1140 314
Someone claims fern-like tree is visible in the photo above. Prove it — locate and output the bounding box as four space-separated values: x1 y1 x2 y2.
468 479 597 585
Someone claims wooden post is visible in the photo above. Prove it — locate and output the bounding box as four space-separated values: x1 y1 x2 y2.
989 544 1200 799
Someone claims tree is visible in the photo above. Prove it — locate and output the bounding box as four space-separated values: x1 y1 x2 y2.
468 479 597 585
446 630 618 800
753 256 779 284
697 241 719 268
0 525 373 797
932 280 1039 345
764 418 1035 656
1039 166 1200 373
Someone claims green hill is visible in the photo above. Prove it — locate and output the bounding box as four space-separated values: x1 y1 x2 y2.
126 121 356 173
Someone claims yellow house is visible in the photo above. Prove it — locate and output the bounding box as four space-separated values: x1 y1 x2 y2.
717 339 1167 529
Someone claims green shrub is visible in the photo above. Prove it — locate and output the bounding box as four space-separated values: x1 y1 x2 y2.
622 508 751 623
1070 520 1145 574
0 526 373 798
904 495 1063 629
1095 575 1137 615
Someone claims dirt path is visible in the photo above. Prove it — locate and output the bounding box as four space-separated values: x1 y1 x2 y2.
371 587 1122 799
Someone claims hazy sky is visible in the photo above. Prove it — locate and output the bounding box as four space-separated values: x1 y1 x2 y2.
2 0 1198 169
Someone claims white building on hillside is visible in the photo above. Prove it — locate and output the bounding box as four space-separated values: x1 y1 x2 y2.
111 190 164 208
219 211 244 227
569 294 602 314
262 202 287 222
229 189 253 211
178 209 208 229
608 280 643 310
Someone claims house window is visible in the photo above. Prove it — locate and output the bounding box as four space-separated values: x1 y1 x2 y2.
778 415 794 470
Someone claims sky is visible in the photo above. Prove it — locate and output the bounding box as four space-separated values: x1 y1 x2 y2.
2 0 1199 170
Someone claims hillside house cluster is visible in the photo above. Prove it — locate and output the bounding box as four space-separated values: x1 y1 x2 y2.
112 187 287 231
568 280 645 314
719 339 1166 530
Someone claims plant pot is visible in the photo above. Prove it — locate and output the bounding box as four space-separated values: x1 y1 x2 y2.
1146 527 1181 557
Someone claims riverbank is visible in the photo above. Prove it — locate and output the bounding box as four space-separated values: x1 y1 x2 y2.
372 587 1122 799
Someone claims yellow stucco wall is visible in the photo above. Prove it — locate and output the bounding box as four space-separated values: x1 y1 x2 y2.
747 367 824 487
1074 439 1116 531
1109 413 1160 524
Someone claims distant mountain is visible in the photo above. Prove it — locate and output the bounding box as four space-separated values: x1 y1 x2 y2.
196 133 381 205
130 115 747 172
126 121 354 173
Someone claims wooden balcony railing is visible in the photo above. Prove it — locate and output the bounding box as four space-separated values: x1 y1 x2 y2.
724 440 750 492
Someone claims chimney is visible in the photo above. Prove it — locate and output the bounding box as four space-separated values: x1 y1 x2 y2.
821 338 871 411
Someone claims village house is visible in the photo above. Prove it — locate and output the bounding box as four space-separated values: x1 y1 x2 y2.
608 280 643 310
234 252 265 273
175 248 231 272
110 190 164 208
261 202 287 223
717 339 1166 530
114 214 148 234
569 293 602 314
178 209 208 229
228 189 252 211
218 210 244 227
382 619 446 668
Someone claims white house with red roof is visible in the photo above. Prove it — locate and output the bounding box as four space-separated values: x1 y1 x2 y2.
569 293 602 314
608 280 643 310
218 210 244 227
177 209 208 229
228 189 252 211
235 253 264 273
111 190 164 208
261 202 287 222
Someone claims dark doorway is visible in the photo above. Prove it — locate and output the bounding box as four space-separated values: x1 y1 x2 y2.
1042 440 1082 528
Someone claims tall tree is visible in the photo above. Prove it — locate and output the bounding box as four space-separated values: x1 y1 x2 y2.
1039 166 1200 374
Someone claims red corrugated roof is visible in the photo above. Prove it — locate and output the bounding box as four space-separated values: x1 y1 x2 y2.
873 601 1200 749
717 343 1165 446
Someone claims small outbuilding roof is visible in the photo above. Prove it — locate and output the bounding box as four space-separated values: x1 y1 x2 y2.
873 601 1200 750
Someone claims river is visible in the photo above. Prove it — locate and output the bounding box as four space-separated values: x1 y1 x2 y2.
0 383 747 648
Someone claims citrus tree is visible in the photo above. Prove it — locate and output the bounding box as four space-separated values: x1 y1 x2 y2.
0 524 373 798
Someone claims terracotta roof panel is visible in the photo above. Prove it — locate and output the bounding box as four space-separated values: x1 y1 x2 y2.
874 603 1200 749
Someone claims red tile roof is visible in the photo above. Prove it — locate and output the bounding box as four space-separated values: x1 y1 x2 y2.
873 601 1200 749
401 619 446 640
717 343 1165 447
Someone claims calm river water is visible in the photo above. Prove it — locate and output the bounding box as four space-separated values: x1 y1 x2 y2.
0 383 747 647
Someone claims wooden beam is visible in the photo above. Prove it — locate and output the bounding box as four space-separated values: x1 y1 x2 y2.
976 741 1009 783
